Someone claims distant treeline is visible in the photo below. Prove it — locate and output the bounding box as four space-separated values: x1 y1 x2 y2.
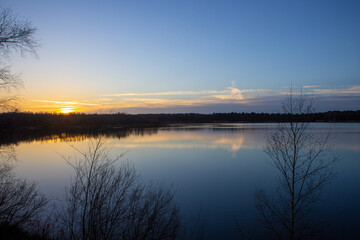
0 110 359 130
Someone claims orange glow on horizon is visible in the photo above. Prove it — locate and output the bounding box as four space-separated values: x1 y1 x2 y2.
59 107 76 114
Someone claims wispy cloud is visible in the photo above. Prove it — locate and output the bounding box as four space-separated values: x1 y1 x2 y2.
103 90 225 97
102 86 291 102
32 100 98 106
26 85 360 113
95 85 360 112
99 86 250 108
212 87 244 100
312 86 360 95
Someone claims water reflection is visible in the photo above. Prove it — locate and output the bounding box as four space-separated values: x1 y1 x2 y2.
0 127 158 145
2 123 359 153
1 123 359 239
110 131 255 153
0 125 265 153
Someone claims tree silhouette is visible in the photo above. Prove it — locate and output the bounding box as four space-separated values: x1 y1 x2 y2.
57 138 180 240
255 90 338 240
0 7 37 112
0 144 48 238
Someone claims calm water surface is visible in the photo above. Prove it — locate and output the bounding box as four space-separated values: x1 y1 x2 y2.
8 123 360 239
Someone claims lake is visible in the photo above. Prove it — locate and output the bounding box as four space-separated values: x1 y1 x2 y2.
5 123 360 239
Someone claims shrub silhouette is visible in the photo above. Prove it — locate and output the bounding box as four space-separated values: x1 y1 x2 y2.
57 139 180 240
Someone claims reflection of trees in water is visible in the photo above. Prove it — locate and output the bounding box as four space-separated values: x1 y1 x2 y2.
165 123 273 132
0 127 159 146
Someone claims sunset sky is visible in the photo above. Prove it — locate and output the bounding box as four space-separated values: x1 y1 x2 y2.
5 0 360 113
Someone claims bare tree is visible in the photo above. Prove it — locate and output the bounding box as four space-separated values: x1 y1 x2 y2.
0 144 15 176
0 7 37 112
255 90 338 240
0 8 37 57
0 144 48 236
57 138 180 240
0 66 22 111
0 8 44 231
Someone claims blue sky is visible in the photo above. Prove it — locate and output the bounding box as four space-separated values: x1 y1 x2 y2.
3 0 360 113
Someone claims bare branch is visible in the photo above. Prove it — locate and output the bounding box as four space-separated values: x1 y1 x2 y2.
0 8 38 58
0 7 37 112
56 138 180 240
256 89 338 240
0 145 48 235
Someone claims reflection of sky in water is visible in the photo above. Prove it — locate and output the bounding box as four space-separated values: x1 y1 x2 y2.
109 130 258 152
10 123 360 239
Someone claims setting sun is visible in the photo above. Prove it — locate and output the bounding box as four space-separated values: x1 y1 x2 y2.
59 107 75 114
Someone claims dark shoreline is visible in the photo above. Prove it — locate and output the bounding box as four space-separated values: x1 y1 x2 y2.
1 110 359 130
0 110 359 146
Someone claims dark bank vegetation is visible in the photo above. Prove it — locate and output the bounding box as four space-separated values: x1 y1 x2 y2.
1 110 359 131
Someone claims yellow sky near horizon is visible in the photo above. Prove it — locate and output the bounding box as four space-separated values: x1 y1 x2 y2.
18 85 360 114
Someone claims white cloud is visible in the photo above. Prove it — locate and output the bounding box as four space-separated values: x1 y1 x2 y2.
28 85 360 113
212 87 244 100
32 100 98 106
